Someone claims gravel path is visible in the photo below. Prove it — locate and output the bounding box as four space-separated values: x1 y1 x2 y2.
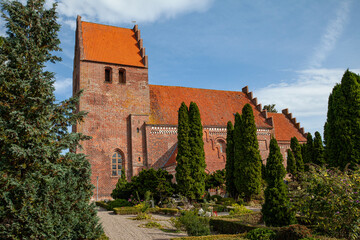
97 208 187 240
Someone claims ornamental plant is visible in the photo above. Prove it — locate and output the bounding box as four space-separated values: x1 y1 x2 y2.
290 166 360 239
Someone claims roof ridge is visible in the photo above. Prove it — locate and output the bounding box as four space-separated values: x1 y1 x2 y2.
81 20 133 30
149 84 247 94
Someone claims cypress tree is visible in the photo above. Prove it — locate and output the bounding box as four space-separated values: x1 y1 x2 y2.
225 121 237 198
175 102 194 199
233 112 245 198
324 70 360 170
313 131 325 166
0 0 103 238
304 133 313 170
188 102 206 199
236 104 262 201
290 137 304 175
286 149 296 177
262 138 295 227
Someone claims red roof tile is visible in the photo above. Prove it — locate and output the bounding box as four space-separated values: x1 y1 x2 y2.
149 85 272 128
163 147 178 168
268 113 306 142
81 21 144 67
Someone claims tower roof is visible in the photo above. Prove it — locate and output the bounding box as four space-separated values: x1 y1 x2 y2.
81 21 145 67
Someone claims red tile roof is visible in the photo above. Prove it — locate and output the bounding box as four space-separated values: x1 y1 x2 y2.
81 21 144 67
268 113 306 142
149 85 272 128
163 147 178 168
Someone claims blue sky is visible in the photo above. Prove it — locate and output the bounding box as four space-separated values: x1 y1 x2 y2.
2 0 359 136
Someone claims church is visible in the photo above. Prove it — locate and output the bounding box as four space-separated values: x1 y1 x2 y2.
72 16 307 199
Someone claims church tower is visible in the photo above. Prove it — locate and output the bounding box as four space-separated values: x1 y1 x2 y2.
72 16 149 199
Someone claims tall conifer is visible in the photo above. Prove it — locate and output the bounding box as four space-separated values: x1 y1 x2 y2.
286 149 296 177
290 137 304 175
225 121 237 198
0 0 103 238
235 104 262 201
262 138 295 226
188 102 206 199
233 112 245 198
304 133 313 170
324 70 360 170
175 102 193 199
313 131 325 166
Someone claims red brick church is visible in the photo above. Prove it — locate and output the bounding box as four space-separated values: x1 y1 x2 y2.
72 16 307 199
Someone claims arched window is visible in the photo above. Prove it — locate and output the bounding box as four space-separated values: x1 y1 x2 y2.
217 139 226 153
105 67 112 82
111 152 123 176
119 68 126 84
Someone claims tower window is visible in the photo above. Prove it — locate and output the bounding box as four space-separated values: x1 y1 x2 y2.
119 68 126 84
217 139 226 153
105 67 112 82
111 152 123 176
137 128 140 133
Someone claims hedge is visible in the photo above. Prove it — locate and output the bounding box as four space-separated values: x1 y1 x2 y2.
113 207 141 215
171 233 246 240
209 219 258 234
157 208 179 215
95 201 110 210
217 212 263 225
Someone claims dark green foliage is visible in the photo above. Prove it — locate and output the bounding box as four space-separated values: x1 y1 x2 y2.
225 121 237 198
286 149 296 177
113 207 141 215
262 138 295 227
263 104 278 113
246 228 276 240
179 211 210 236
106 199 132 210
234 104 262 201
209 218 257 234
128 168 175 202
188 102 206 199
312 132 325 166
111 169 129 199
324 70 360 170
205 169 225 191
275 224 312 240
291 137 304 175
0 0 102 239
175 102 193 198
304 133 313 167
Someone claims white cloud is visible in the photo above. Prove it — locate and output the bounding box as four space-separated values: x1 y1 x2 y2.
254 68 360 134
54 77 72 98
57 0 213 29
309 0 351 68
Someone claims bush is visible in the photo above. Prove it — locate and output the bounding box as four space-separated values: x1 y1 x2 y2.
95 201 110 210
107 199 132 210
179 211 211 236
212 204 227 212
209 194 223 202
143 221 162 228
246 228 276 240
220 197 236 206
209 219 257 234
158 208 179 215
113 207 141 215
275 224 311 240
219 212 263 225
172 233 247 240
229 204 252 216
135 212 152 220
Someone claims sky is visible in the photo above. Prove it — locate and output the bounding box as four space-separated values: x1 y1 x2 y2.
1 0 360 136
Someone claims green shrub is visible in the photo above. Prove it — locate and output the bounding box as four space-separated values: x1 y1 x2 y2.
212 204 227 212
209 219 257 234
172 233 247 240
113 207 141 215
219 197 236 206
158 208 179 215
275 224 312 240
246 228 276 240
179 211 211 236
96 233 110 240
95 201 110 210
143 221 162 228
210 194 223 202
107 199 132 210
229 204 252 216
219 212 263 225
135 212 152 220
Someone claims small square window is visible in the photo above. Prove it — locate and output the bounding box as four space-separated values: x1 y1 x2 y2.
118 170 122 175
112 159 116 163
105 68 112 82
112 170 116 176
118 159 122 164
112 165 116 169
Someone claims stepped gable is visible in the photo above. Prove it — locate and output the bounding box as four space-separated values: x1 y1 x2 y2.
268 111 307 142
81 20 146 67
149 85 272 128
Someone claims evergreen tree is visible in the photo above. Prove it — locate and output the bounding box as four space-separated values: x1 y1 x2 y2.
233 112 244 198
225 121 237 198
235 104 262 201
175 102 193 199
111 169 128 199
286 149 296 177
262 139 295 227
324 70 360 170
263 104 277 113
313 131 325 166
0 0 103 238
291 137 304 175
188 102 206 199
303 133 313 170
